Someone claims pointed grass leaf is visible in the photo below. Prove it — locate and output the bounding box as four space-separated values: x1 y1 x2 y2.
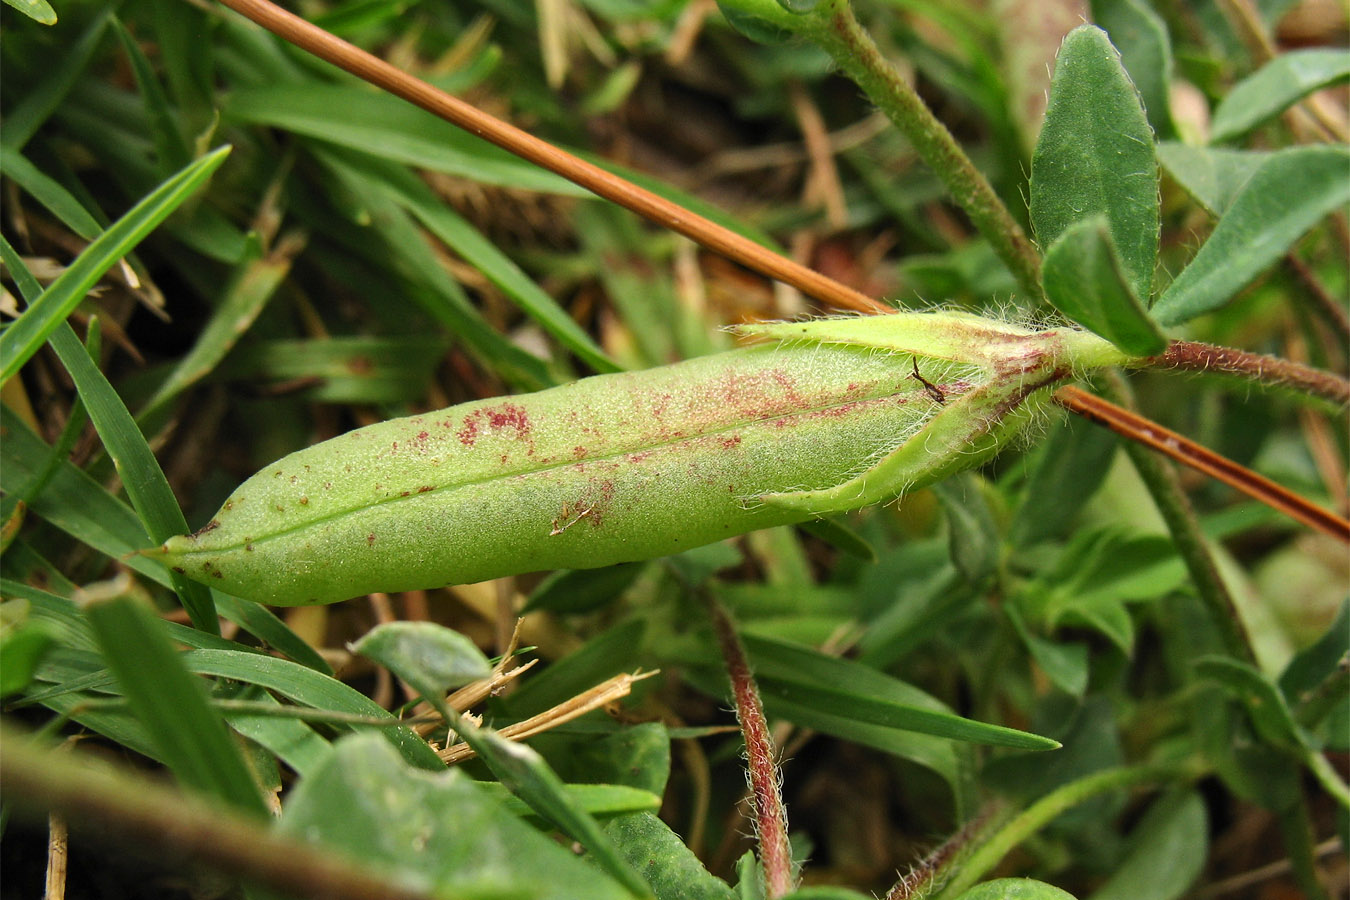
351 621 492 698
1 9 109 150
225 84 589 196
742 635 1059 750
279 733 635 899
111 14 191 177
606 812 737 900
0 147 231 383
1031 25 1160 304
5 0 57 24
0 149 102 240
81 584 268 817
1152 145 1350 326
488 782 663 821
1090 0 1176 138
1041 217 1168 356
1211 48 1350 144
1156 143 1272 216
525 562 647 614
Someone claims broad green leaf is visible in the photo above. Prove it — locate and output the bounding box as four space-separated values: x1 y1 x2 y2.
352 621 493 696
1091 0 1176 138
4 0 56 24
1011 412 1119 548
1195 655 1306 752
279 733 635 899
1152 145 1350 326
1031 25 1160 304
226 84 589 196
932 474 1000 585
1281 603 1349 744
605 812 737 900
1212 48 1350 143
1041 217 1168 356
83 588 268 816
1156 142 1271 216
0 147 231 383
1088 789 1207 900
953 879 1077 900
1007 603 1089 697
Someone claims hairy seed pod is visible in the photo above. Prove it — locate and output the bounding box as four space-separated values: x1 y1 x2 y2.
155 313 1127 605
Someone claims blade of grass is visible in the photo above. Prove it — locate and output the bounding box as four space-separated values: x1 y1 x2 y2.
1 9 111 151
80 577 268 816
0 148 103 240
0 146 231 383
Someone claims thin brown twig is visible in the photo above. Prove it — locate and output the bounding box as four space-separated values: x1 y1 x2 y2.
1057 384 1350 543
210 0 891 318
1143 340 1350 407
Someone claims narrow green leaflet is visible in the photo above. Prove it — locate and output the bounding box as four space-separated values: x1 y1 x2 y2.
1088 790 1208 900
140 234 290 419
0 147 231 382
0 148 102 239
1211 48 1350 143
0 240 218 632
83 590 268 817
1 9 108 149
1010 412 1118 548
279 734 635 899
742 634 1058 750
1041 217 1167 355
4 0 57 24
225 84 589 196
1090 0 1176 138
486 782 662 821
1156 143 1271 216
1152 145 1350 326
112 15 191 177
1194 656 1306 753
1031 25 1160 304
605 812 737 900
932 474 1000 585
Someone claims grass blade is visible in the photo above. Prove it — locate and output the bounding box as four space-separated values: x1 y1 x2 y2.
0 146 231 382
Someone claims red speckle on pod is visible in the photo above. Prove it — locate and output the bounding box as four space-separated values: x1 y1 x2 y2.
720 435 742 449
417 485 435 493
367 533 376 546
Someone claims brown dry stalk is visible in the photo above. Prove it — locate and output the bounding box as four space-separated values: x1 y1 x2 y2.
1057 385 1350 543
438 670 657 764
1151 341 1350 407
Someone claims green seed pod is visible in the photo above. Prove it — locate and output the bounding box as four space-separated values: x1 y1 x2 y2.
154 313 1127 605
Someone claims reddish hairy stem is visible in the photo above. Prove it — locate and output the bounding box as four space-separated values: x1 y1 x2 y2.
1144 341 1350 407
703 593 794 899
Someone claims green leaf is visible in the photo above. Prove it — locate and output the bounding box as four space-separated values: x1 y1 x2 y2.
525 562 647 614
278 733 636 899
1281 602 1349 741
1088 789 1208 900
605 812 737 900
0 613 62 697
82 586 268 817
0 149 102 240
3 0 56 24
352 621 493 697
1041 217 1168 356
1152 145 1350 326
111 15 191 177
225 84 589 196
504 619 646 717
1007 603 1089 697
797 517 876 562
1194 655 1307 753
1156 142 1271 216
0 147 231 383
1211 48 1350 143
1011 413 1119 548
216 335 451 405
1 9 108 149
1091 0 1176 138
743 634 1059 750
1031 25 1160 304
488 782 663 821
529 723 672 796
932 474 1000 585
953 879 1077 900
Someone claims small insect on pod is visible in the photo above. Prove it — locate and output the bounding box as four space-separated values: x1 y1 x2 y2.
154 311 1132 605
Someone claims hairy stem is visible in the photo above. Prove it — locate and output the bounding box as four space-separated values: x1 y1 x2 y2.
1140 341 1350 407
703 592 794 898
1098 371 1256 663
934 764 1194 900
809 0 1045 302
